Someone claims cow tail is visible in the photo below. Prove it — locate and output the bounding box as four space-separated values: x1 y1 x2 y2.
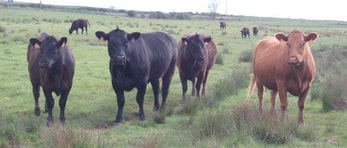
246 73 256 102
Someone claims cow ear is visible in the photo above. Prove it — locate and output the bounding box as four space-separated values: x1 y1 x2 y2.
275 33 288 41
305 32 318 42
182 38 189 45
95 31 108 41
128 32 141 42
203 37 211 43
57 37 67 48
29 38 41 49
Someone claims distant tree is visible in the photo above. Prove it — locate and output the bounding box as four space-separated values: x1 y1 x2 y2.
208 0 219 19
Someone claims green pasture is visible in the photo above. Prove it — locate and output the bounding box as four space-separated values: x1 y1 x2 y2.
0 6 347 147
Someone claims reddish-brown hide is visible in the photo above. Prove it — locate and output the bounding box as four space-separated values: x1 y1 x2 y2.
247 29 318 124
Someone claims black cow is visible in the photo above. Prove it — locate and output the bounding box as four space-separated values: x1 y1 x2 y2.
253 26 259 36
219 21 226 30
241 27 250 39
28 33 75 125
69 19 90 35
177 33 217 104
95 28 177 125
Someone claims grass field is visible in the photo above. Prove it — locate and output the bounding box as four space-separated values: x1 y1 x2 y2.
0 5 347 147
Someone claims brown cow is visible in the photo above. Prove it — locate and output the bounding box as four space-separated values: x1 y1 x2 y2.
247 30 318 124
253 26 259 36
69 19 90 35
28 33 75 125
220 21 226 30
177 33 217 104
241 27 250 39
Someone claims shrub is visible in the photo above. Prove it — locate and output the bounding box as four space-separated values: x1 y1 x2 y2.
213 67 250 98
153 112 166 124
215 53 224 65
0 26 5 33
238 50 253 63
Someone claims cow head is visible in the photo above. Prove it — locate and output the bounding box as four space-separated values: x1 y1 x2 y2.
276 30 318 66
68 28 73 34
96 28 141 67
29 36 67 69
182 34 210 62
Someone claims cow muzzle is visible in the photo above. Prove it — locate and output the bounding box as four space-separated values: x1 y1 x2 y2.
113 55 126 66
39 59 54 69
288 56 301 66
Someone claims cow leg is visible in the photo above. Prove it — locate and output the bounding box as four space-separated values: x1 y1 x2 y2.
151 80 160 111
114 89 125 124
270 90 278 116
85 27 88 35
298 87 309 124
136 84 147 121
180 77 188 105
256 83 264 114
76 29 78 35
43 89 54 126
201 70 210 96
32 84 41 116
58 90 70 125
81 28 84 35
195 72 204 99
191 79 196 97
161 62 175 110
277 81 288 122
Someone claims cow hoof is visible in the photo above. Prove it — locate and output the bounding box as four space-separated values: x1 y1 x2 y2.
34 107 41 116
113 122 122 127
46 121 54 127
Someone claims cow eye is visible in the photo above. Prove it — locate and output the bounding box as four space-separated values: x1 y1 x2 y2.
286 43 291 48
124 42 128 46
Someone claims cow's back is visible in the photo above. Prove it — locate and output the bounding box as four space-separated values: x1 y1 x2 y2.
253 37 283 90
200 33 217 70
134 32 177 81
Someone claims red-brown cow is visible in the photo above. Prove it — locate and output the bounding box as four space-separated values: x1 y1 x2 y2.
247 29 318 124
28 33 75 125
177 33 217 104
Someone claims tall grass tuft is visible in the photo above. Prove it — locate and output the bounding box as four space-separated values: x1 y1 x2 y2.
311 48 347 111
41 124 103 148
215 53 224 65
191 110 234 140
213 67 250 99
238 50 253 63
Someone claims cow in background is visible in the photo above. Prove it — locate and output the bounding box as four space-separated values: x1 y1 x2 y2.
253 26 259 36
177 33 217 104
247 30 318 124
69 19 90 35
95 28 177 125
241 27 250 39
220 21 226 30
28 33 75 125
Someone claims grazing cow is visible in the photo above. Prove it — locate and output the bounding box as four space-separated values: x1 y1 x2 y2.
241 27 250 39
247 30 318 124
219 21 226 30
253 26 259 36
28 33 75 125
177 33 217 104
95 28 177 125
69 19 90 35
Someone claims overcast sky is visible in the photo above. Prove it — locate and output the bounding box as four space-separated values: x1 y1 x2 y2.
13 0 347 21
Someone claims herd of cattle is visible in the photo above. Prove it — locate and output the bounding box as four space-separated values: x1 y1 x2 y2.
219 21 259 38
27 19 318 126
